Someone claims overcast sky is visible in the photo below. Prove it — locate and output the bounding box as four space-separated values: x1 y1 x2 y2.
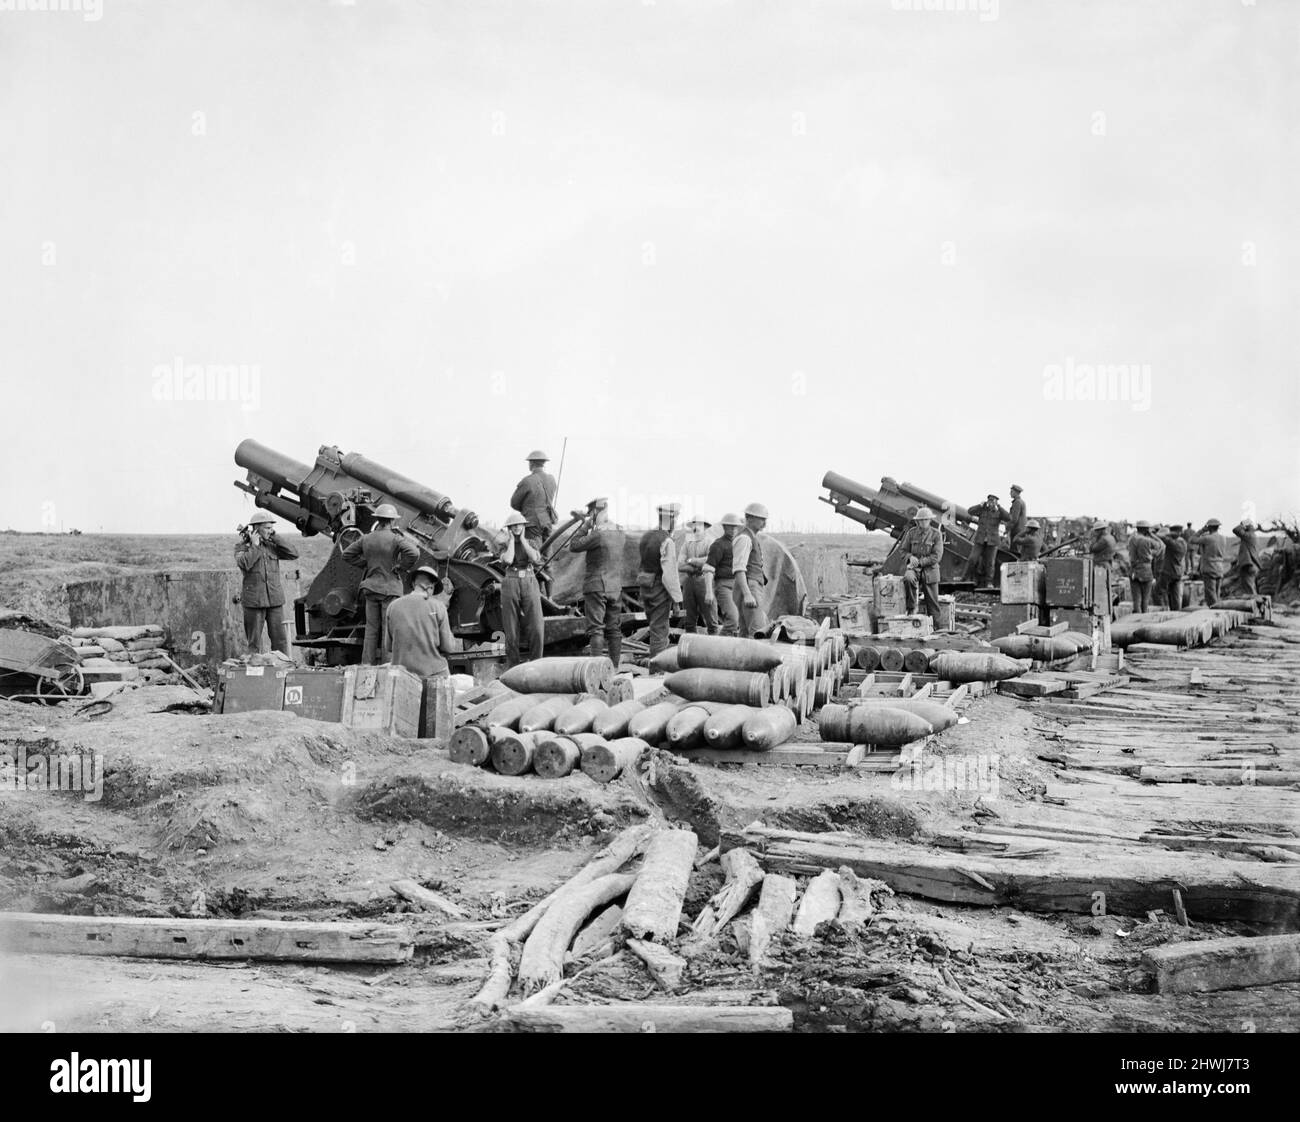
1 0 1296 535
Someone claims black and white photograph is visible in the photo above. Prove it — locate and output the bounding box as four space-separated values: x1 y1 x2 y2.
1 0 1297 1078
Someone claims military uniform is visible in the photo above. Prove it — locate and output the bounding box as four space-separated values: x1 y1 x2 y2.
1233 522 1261 597
1192 526 1228 607
1007 490 1028 542
510 471 558 548
1013 527 1043 560
637 526 682 657
899 522 944 628
385 590 456 678
342 527 420 664
568 520 627 664
500 533 544 667
1157 530 1188 609
964 499 1009 586
1089 530 1118 570
235 530 299 656
1128 530 1165 613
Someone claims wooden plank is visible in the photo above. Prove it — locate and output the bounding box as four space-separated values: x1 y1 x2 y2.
998 675 1068 698
454 689 518 728
390 879 469 919
0 913 413 963
501 1004 792 1033
723 824 1300 926
1141 934 1300 994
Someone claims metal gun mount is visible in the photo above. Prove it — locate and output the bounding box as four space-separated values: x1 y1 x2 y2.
819 470 1015 586
234 440 586 662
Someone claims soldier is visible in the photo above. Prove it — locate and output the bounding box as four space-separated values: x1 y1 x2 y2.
678 516 718 636
385 565 458 679
709 513 743 637
1013 518 1044 561
342 503 420 664
731 502 770 638
567 497 627 665
1127 520 1165 613
1007 485 1028 543
235 510 299 657
509 450 559 549
1157 523 1189 609
963 493 1009 587
637 503 683 657
498 511 545 667
1192 518 1228 606
1233 518 1261 596
1089 521 1118 571
899 507 945 630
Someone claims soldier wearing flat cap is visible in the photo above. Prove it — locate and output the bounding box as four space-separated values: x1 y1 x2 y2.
638 503 683 657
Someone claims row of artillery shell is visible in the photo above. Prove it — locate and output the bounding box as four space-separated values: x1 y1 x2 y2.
480 692 649 737
818 698 960 746
663 702 797 752
448 724 650 783
498 656 615 696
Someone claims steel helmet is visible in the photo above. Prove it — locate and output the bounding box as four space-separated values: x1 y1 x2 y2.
504 512 528 527
247 510 275 526
720 512 743 527
374 503 399 521
526 450 549 462
913 506 935 521
1205 517 1221 528
1025 519 1040 530
1091 521 1107 532
744 502 769 520
686 515 712 528
412 565 444 592
1135 519 1151 530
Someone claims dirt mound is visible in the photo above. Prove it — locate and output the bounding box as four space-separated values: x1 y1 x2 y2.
352 763 648 844
764 795 925 838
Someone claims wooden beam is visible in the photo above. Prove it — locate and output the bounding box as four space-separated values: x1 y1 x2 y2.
1141 934 1300 994
390 879 469 920
0 913 413 963
501 1004 792 1033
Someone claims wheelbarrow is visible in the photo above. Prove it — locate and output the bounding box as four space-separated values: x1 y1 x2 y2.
0 629 86 702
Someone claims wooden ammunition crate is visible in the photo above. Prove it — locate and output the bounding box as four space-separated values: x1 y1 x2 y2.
988 603 1040 640
216 664 289 714
343 664 423 738
283 667 350 723
873 575 908 619
1000 561 1046 605
1044 557 1093 608
877 615 933 639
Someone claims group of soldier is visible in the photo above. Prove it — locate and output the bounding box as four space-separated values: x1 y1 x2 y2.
500 449 773 667
889 479 1264 623
236 459 1269 681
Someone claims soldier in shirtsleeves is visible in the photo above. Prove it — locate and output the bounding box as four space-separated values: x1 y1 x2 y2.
898 506 945 630
709 513 744 637
731 502 770 638
497 511 545 667
385 565 457 679
678 515 718 636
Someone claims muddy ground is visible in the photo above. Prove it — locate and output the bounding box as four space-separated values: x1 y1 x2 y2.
3 657 1296 1033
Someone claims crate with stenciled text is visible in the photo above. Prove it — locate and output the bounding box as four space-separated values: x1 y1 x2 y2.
1044 557 1094 608
1000 562 1046 606
215 663 289 714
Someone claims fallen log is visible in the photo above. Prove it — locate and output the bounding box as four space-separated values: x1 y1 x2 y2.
569 904 624 959
627 938 687 992
622 829 699 942
691 847 764 940
516 873 636 994
1141 933 1300 994
748 873 798 964
501 1004 792 1033
792 869 842 936
471 825 655 1011
724 823 1300 927
390 879 469 919
0 913 412 963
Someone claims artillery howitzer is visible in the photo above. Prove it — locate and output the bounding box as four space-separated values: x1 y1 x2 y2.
818 470 1015 586
234 440 587 663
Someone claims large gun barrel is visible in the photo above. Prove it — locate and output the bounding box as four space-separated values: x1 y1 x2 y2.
340 452 471 527
896 481 972 526
820 471 914 533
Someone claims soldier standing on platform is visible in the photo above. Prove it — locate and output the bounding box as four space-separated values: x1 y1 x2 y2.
567 497 627 665
497 511 545 667
235 510 299 657
342 503 419 664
